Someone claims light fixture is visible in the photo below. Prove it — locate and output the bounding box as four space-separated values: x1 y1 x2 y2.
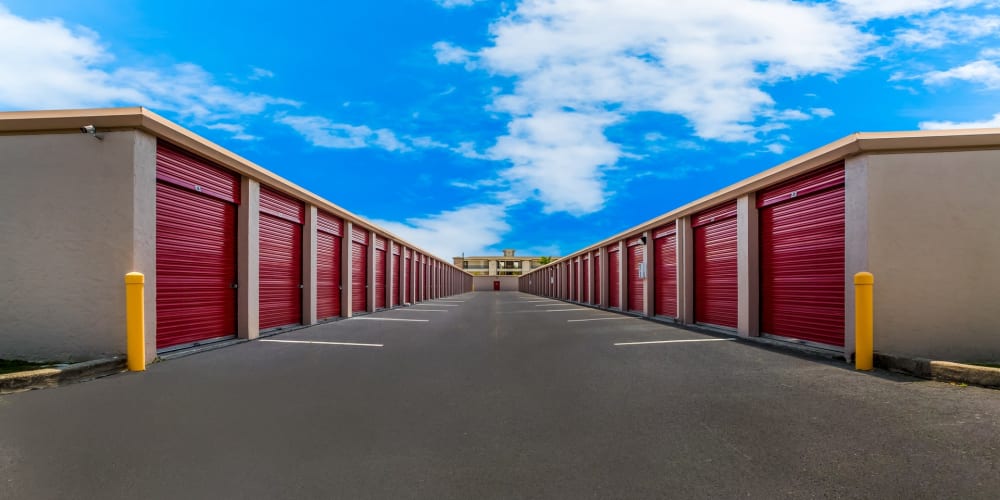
80 124 104 141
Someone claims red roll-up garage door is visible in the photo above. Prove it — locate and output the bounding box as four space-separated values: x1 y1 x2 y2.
375 236 387 310
259 187 304 330
608 245 621 309
582 256 590 303
155 144 239 350
571 260 579 301
317 212 342 320
392 245 401 307
627 238 644 313
404 249 411 304
760 165 846 347
351 227 368 313
654 223 678 318
694 201 738 329
593 251 601 305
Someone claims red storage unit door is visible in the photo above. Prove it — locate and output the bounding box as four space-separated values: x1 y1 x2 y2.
593 251 601 305
694 201 738 328
424 261 429 300
259 187 304 329
392 250 401 307
317 212 343 320
351 227 368 313
608 246 621 309
404 254 411 303
654 224 678 318
760 165 846 347
627 238 644 312
582 257 590 303
375 237 387 310
571 261 579 301
155 145 239 350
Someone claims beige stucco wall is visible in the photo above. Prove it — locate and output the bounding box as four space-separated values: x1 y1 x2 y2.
0 131 155 362
472 276 519 291
864 150 1000 362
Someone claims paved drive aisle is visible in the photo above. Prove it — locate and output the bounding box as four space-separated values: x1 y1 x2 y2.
2 292 999 499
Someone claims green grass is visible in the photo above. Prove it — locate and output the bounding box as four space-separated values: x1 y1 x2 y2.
0 359 56 375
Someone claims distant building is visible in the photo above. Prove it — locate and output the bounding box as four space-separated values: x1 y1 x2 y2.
454 249 555 276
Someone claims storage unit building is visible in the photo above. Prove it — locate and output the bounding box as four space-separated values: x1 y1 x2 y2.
607 245 621 309
258 187 304 330
653 223 678 319
626 237 644 313
351 227 369 314
693 201 738 329
316 212 343 320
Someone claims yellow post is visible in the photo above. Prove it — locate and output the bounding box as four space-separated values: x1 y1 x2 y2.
125 272 146 372
854 272 874 371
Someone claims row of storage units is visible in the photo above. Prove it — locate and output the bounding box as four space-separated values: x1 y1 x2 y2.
155 143 472 351
519 163 846 351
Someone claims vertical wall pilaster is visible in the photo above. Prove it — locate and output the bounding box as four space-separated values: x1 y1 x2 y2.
844 155 870 362
600 248 609 308
678 216 694 324
303 205 318 325
368 230 377 312
238 177 260 339
618 240 626 310
643 230 654 317
342 222 353 318
737 195 759 338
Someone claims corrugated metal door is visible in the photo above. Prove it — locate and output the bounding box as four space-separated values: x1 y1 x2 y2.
760 165 846 347
404 249 411 304
654 223 678 318
608 245 621 309
694 201 738 328
317 212 342 319
593 251 601 305
571 261 579 301
582 256 590 303
392 246 401 307
259 187 304 329
627 238 644 313
351 227 368 313
155 144 239 350
375 236 387 310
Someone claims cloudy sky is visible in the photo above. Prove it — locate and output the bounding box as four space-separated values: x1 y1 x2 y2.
2 1 998 259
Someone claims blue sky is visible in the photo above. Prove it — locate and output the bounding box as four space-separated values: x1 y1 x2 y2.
3 0 1000 259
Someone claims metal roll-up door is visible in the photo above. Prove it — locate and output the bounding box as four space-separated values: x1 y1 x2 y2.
627 238 644 313
694 201 738 328
404 249 411 304
375 236 387 310
654 223 678 318
582 257 590 303
351 227 368 313
608 245 621 309
392 246 401 307
317 212 342 320
424 260 429 300
593 251 601 305
571 261 579 301
760 165 846 347
155 144 239 350
259 187 304 330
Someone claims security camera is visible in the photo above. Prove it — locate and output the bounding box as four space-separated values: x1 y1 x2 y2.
80 124 103 140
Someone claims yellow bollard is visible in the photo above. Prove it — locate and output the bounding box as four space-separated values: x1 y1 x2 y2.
125 272 146 372
854 272 874 371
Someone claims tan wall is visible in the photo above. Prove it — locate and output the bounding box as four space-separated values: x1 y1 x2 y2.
865 150 1000 361
472 276 519 291
0 131 156 362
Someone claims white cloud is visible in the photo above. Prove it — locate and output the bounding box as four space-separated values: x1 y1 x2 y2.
895 13 1000 48
277 114 412 152
835 0 983 21
920 112 1000 129
811 107 835 118
434 0 483 8
205 123 257 141
765 143 786 154
924 60 1000 89
249 67 275 80
0 6 298 139
437 0 873 215
371 203 511 259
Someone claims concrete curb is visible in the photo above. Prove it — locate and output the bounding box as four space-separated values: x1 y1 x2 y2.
0 357 127 395
875 353 1000 389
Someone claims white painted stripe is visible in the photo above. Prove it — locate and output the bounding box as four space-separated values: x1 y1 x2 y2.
434 300 465 303
535 304 570 307
261 339 384 347
398 309 449 312
545 308 589 312
614 339 733 346
567 317 640 322
417 303 459 307
351 317 430 322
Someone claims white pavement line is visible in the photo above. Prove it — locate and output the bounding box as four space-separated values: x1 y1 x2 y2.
614 339 733 346
433 300 465 303
261 339 384 347
399 309 450 312
351 317 430 322
544 308 589 312
418 303 459 307
535 303 571 307
567 317 641 322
